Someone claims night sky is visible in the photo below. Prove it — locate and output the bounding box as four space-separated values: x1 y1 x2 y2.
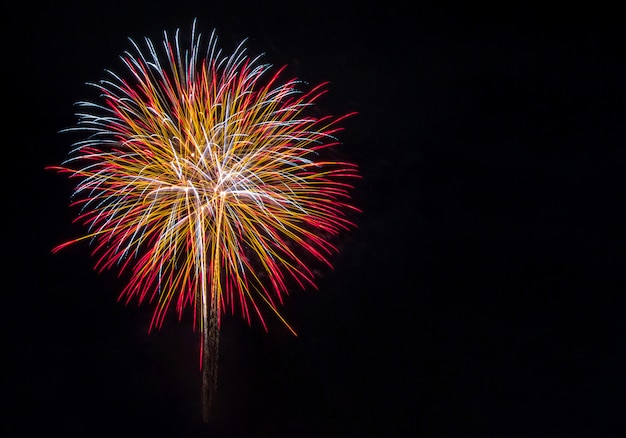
6 2 626 436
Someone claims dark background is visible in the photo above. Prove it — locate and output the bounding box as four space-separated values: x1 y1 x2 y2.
5 1 625 436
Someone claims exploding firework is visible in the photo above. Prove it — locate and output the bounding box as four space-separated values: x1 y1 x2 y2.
50 21 359 420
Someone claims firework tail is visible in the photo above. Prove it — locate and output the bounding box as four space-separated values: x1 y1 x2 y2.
201 279 219 422
201 196 224 421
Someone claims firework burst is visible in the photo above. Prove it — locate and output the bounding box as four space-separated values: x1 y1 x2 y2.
50 21 359 420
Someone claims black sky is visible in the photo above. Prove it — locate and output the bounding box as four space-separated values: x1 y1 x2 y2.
5 1 626 437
